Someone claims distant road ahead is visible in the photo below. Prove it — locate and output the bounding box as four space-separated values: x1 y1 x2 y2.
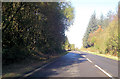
26 51 118 78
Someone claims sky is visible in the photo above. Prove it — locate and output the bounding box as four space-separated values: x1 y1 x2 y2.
65 0 119 49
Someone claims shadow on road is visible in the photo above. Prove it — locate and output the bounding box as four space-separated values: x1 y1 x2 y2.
27 52 88 77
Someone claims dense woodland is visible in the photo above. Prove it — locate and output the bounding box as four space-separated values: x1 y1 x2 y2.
64 36 75 50
2 2 74 65
82 6 119 56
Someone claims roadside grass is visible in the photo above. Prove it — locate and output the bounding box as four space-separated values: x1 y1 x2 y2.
80 48 119 61
2 51 68 78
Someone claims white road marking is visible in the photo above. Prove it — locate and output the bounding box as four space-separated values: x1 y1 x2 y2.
82 55 86 57
22 60 55 77
86 58 93 63
23 52 114 78
85 57 114 79
94 65 114 79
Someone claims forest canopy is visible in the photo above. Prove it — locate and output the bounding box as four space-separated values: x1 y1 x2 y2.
82 9 118 56
2 2 74 64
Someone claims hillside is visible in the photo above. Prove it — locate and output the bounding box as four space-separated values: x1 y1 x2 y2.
82 11 118 56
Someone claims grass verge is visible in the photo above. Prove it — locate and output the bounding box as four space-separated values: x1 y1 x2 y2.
80 48 120 61
80 48 118 61
2 51 68 78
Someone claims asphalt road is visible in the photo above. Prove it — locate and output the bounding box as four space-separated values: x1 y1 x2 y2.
80 51 118 77
26 51 118 78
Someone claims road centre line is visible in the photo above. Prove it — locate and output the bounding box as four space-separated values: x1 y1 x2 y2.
23 52 114 78
82 55 86 57
94 65 114 79
86 57 114 78
80 53 114 78
86 58 93 63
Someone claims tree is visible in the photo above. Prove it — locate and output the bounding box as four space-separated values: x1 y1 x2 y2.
82 5 119 56
82 11 98 48
70 44 75 50
2 2 74 64
64 36 70 50
98 13 104 28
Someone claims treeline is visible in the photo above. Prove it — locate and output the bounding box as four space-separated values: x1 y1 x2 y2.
83 9 118 56
2 2 74 65
64 37 76 50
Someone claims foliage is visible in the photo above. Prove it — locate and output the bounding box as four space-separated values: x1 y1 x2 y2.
82 9 118 56
70 44 75 50
64 36 71 50
2 2 74 65
83 11 98 48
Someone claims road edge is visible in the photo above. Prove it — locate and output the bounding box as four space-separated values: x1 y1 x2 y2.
19 51 69 78
80 50 118 61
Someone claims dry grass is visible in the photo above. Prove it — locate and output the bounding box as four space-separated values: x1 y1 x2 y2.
80 48 118 61
2 51 68 78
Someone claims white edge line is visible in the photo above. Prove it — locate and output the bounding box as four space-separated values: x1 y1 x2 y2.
86 58 93 63
82 55 86 57
23 60 55 77
94 65 114 79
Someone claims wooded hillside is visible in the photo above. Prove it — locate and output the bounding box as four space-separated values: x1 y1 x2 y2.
82 8 119 56
2 2 74 65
